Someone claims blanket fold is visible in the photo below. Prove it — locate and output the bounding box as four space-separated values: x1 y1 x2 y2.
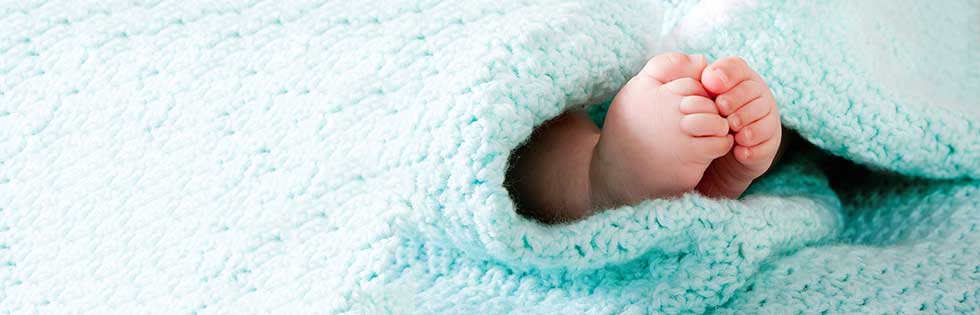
2 0 978 313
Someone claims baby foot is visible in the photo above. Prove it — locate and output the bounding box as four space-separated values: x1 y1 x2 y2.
591 53 734 208
696 57 782 198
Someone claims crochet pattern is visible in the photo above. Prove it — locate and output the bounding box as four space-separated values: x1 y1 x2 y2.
2 1 977 313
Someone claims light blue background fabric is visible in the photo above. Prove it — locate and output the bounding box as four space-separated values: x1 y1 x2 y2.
2 1 978 313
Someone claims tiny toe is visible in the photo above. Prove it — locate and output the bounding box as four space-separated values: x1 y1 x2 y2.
734 145 752 161
695 135 735 159
734 112 779 146
661 77 709 97
715 80 765 116
728 97 772 131
735 135 780 166
701 56 758 95
642 52 708 84
680 113 729 137
679 96 718 114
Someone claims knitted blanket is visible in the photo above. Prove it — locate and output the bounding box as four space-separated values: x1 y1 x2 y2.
2 0 978 313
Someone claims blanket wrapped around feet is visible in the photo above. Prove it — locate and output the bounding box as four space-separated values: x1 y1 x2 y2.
2 0 978 313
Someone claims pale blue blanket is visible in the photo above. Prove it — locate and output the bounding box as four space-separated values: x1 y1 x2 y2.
2 1 978 313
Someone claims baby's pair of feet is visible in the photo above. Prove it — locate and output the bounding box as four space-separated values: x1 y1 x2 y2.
591 52 782 209
506 52 782 223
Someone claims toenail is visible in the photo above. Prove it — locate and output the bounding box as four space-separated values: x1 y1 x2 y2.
718 98 730 112
713 68 729 86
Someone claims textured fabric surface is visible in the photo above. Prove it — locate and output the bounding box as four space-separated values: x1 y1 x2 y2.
666 0 980 179
1 0 978 313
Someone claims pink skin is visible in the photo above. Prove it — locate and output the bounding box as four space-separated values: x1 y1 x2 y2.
506 52 782 223
695 57 782 198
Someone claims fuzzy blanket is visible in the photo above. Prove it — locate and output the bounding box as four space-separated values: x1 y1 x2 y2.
2 0 979 313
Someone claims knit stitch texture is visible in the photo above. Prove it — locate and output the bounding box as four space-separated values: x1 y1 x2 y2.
1 0 978 313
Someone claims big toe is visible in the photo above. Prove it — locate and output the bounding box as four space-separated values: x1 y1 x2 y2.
642 52 708 84
701 57 756 95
